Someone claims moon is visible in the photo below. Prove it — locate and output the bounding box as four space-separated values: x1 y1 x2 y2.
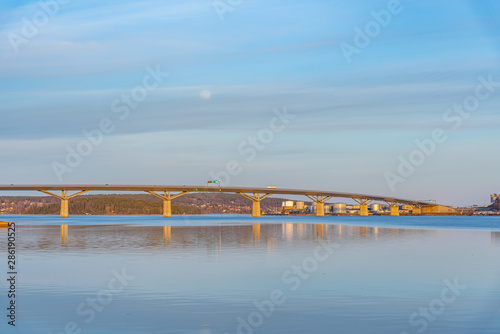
200 90 211 100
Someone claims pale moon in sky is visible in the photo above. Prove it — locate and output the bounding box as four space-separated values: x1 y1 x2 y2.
200 90 211 100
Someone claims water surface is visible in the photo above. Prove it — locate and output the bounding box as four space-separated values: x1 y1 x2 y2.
1 215 499 333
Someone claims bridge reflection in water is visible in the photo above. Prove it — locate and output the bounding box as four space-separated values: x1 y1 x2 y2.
164 226 171 245
45 224 500 250
61 224 68 246
253 223 260 243
51 223 438 253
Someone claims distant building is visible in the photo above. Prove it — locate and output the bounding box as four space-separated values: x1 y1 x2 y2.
332 203 347 214
370 203 382 212
282 201 306 214
491 194 500 212
491 194 500 203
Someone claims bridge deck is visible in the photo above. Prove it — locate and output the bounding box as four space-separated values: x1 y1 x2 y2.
0 184 434 206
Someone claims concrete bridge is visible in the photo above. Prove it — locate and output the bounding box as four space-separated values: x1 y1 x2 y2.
0 184 453 218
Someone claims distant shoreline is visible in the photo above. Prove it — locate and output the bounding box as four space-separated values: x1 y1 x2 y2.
2 212 499 217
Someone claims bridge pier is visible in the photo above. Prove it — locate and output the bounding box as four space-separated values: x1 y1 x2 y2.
5 185 439 220
253 201 261 217
39 190 89 218
391 205 399 216
146 191 191 217
61 198 69 218
412 205 422 215
306 195 333 217
385 200 400 216
317 202 324 217
353 198 373 216
237 192 272 217
163 199 171 218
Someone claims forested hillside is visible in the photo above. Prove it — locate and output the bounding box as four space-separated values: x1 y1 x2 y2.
1 193 287 215
25 196 200 215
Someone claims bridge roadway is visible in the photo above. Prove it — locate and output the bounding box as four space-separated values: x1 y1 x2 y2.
0 184 440 218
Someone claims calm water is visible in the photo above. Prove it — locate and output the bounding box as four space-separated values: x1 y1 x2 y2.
1 215 500 334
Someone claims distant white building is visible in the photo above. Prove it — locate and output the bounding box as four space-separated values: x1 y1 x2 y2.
332 203 346 214
370 203 382 212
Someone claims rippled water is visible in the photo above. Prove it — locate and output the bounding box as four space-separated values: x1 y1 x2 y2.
1 215 500 333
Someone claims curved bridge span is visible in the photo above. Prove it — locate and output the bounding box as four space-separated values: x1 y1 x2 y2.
0 184 444 218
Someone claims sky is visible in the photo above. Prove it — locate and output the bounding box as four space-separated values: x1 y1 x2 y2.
0 0 499 206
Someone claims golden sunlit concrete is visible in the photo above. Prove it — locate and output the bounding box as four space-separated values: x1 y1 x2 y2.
0 184 452 218
39 190 89 218
390 205 400 216
237 192 272 217
317 202 325 217
306 195 333 217
353 198 372 217
61 199 68 218
384 200 400 216
146 190 191 217
422 205 457 214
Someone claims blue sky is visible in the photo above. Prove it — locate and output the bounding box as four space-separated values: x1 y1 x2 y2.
0 0 499 206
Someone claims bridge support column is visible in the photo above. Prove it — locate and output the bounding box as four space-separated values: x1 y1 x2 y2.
163 200 172 218
412 205 422 215
391 205 399 216
39 190 89 218
317 202 325 217
252 201 261 217
306 195 333 217
353 198 373 217
237 192 272 217
146 191 191 217
385 201 400 216
61 198 69 218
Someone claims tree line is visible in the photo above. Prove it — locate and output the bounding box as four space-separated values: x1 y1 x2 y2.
25 196 201 215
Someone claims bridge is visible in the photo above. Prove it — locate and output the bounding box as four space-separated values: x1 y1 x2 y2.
0 184 453 218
